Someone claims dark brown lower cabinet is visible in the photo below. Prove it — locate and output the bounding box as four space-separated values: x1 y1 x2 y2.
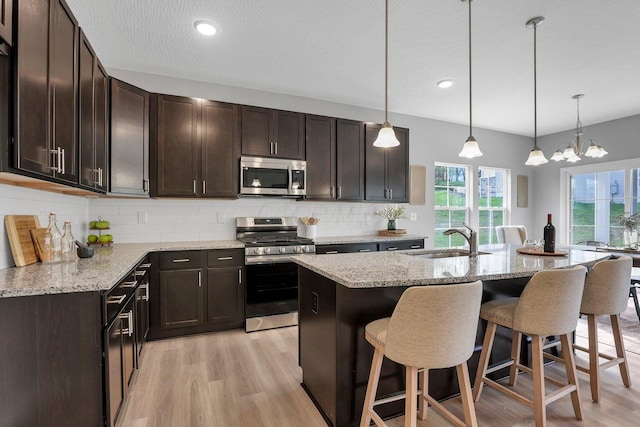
159 268 205 329
105 313 124 427
207 265 244 327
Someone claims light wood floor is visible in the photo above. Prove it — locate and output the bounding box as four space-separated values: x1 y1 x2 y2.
118 325 640 427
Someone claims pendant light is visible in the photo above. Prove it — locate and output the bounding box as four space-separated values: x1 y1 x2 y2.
524 16 548 166
458 0 483 158
373 0 400 148
550 94 608 162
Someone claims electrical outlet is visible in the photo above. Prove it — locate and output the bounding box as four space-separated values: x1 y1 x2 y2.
217 212 225 223
410 212 417 221
138 211 147 224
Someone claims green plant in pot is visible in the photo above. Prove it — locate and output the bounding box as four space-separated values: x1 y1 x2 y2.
615 212 639 249
374 205 407 230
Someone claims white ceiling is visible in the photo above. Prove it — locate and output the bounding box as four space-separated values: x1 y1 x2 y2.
65 0 640 137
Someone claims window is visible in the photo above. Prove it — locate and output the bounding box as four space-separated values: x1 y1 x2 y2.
434 163 469 247
567 164 639 246
478 167 507 244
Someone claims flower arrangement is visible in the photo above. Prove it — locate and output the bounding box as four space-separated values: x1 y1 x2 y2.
615 212 639 231
374 205 407 220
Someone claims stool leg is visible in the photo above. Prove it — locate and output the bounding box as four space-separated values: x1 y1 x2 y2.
418 369 428 420
630 286 640 323
610 314 632 388
508 331 522 386
531 335 546 427
473 321 497 402
587 313 600 402
405 366 418 427
560 333 583 421
456 361 478 427
360 347 384 427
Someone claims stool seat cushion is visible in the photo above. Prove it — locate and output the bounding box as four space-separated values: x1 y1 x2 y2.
365 317 390 349
480 297 518 328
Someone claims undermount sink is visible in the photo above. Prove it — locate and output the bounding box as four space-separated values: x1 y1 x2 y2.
408 250 489 259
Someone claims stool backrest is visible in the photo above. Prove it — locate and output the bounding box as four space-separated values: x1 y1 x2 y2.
513 265 587 336
496 225 528 244
581 256 632 315
385 281 482 369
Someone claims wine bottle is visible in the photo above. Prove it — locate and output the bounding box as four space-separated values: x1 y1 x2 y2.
543 213 555 253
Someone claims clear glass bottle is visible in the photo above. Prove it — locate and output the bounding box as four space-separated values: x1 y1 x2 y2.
44 212 62 263
61 221 77 262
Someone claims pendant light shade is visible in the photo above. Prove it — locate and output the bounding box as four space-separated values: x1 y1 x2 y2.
373 0 400 148
524 16 547 166
458 0 482 158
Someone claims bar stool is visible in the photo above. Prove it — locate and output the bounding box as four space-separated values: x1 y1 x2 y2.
472 266 587 427
360 281 482 427
630 266 640 322
572 256 632 402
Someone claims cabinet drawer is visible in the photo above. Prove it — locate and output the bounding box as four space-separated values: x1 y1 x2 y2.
378 239 424 251
207 249 244 267
316 243 378 254
158 251 203 270
103 269 137 326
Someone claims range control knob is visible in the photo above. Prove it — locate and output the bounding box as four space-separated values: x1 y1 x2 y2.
301 246 309 253
264 247 271 254
294 246 302 253
253 247 263 255
279 247 286 254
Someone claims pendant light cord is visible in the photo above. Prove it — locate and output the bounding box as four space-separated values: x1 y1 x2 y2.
384 0 389 124
468 0 472 136
533 21 537 146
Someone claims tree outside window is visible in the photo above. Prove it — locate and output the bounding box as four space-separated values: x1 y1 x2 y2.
478 168 507 244
434 163 469 247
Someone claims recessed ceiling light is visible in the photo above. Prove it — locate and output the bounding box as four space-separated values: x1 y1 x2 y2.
194 20 217 36
437 79 453 89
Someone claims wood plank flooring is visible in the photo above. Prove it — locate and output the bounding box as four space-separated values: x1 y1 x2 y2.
119 322 640 427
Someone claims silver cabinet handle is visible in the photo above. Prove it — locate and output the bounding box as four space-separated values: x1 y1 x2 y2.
99 168 103 186
135 270 145 276
269 141 274 155
198 271 202 287
193 179 197 194
50 147 62 172
93 169 101 185
139 263 152 269
119 310 134 336
238 269 242 284
358 249 371 252
172 258 190 263
389 188 393 199
325 250 339 254
107 295 126 305
217 256 233 261
410 245 421 249
274 142 278 155
386 247 398 251
141 283 149 301
330 186 334 197
61 148 65 174
143 179 149 192
337 186 342 199
202 180 206 195
121 280 137 288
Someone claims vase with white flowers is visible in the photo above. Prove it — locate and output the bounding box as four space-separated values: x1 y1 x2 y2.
615 212 639 249
374 205 407 230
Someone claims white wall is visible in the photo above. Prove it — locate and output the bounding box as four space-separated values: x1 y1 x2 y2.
533 114 640 243
0 183 88 269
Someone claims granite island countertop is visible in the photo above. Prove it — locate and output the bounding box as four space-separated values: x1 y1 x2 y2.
0 240 244 298
313 234 426 245
291 244 612 289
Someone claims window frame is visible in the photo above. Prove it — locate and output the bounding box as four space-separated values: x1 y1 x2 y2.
478 166 509 245
434 162 472 248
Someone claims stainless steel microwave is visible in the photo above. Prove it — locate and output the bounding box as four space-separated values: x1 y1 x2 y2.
240 156 306 196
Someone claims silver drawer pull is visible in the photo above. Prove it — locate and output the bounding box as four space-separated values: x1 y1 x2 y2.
217 256 233 261
386 247 398 251
410 245 421 249
121 280 137 288
358 249 371 252
139 263 152 268
135 271 146 276
172 258 190 263
107 295 126 305
325 251 339 254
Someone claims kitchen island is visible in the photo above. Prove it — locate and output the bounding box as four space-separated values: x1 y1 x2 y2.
292 245 610 427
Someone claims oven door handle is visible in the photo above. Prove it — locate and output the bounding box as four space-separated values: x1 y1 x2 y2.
245 256 298 265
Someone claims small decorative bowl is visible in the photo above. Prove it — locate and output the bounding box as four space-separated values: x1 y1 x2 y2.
77 246 95 258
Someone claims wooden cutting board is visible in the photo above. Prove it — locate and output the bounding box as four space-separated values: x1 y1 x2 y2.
4 215 41 266
30 228 49 262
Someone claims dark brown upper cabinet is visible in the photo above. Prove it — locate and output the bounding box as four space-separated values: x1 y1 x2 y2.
110 78 150 196
151 94 240 198
241 105 305 160
0 0 13 47
365 124 409 202
15 0 79 184
78 30 108 192
305 116 364 201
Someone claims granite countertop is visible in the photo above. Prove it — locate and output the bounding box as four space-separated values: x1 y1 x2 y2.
291 245 612 289
0 240 243 298
313 234 426 245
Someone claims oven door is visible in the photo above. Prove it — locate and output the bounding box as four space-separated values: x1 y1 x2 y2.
245 261 298 319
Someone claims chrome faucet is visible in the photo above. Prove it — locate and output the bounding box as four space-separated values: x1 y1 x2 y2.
443 223 478 257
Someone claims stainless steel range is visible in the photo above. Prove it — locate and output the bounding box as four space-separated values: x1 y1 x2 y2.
236 217 315 332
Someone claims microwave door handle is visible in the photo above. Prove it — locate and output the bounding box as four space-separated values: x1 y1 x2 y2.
288 166 293 193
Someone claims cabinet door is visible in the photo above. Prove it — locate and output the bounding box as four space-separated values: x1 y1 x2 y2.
78 31 96 189
386 127 409 202
0 0 13 46
336 119 364 200
16 0 52 176
201 100 240 197
275 110 305 159
110 78 149 195
241 105 274 157
159 269 205 329
207 266 244 327
305 115 335 199
154 94 199 196
104 316 123 427
49 0 78 184
94 62 109 192
364 123 387 201
121 297 136 392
